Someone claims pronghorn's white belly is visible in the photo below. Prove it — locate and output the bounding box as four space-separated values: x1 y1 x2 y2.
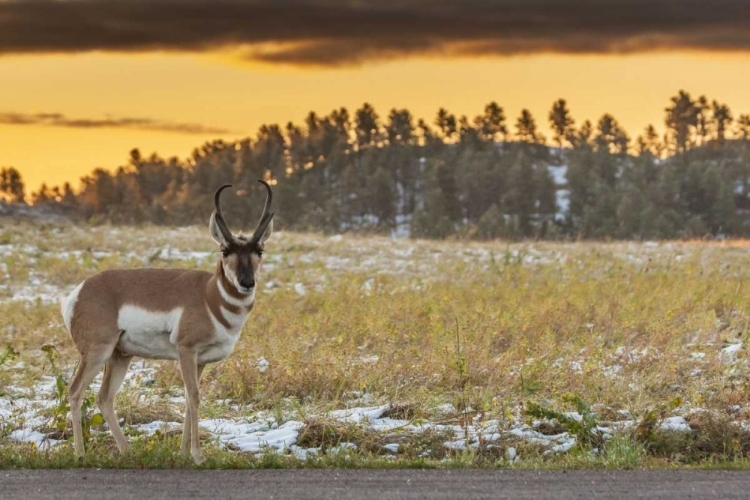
116 305 183 360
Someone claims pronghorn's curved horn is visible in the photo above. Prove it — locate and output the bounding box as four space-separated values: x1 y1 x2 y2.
213 184 236 243
250 180 274 243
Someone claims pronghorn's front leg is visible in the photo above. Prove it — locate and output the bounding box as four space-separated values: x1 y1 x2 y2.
180 363 205 457
178 347 204 464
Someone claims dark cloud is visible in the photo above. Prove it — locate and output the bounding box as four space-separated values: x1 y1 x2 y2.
0 112 232 135
1 1 749 66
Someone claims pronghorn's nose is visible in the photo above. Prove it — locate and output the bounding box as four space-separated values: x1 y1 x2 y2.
239 277 255 289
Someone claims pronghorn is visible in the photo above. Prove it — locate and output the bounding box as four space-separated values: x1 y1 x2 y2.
60 181 273 464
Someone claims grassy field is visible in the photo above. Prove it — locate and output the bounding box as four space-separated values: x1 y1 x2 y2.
3 220 750 469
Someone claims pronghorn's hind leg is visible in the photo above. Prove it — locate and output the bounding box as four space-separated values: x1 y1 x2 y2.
96 350 133 454
68 347 112 458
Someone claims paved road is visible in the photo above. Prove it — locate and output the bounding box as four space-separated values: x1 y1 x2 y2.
2 469 749 499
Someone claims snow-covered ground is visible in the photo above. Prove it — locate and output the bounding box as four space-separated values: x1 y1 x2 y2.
3 226 750 462
0 367 697 460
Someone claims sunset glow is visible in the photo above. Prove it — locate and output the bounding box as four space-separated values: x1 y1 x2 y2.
2 0 750 192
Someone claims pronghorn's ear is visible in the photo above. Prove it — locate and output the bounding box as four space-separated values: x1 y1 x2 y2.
209 211 227 245
260 215 273 244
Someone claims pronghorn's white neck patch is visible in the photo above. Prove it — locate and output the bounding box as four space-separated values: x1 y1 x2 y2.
217 278 255 308
220 305 248 327
202 304 248 363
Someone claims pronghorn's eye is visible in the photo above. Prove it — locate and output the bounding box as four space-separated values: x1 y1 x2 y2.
257 249 264 258
221 248 230 257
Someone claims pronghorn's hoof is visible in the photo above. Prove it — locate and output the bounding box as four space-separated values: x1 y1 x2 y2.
191 451 206 465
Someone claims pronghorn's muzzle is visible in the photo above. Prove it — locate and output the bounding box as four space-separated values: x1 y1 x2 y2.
238 277 255 291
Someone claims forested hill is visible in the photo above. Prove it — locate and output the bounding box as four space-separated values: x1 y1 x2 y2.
3 91 750 240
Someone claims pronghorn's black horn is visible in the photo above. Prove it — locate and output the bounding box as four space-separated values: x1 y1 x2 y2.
213 184 236 243
250 180 274 243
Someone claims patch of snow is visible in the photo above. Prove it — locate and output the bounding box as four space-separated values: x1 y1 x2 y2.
433 403 457 415
289 445 319 460
603 364 622 378
362 278 375 293
659 416 690 432
212 420 304 453
545 436 577 455
555 189 570 219
133 421 182 435
562 412 583 422
721 343 743 363
328 405 389 424
444 439 470 450
257 357 269 373
547 165 568 186
8 429 60 450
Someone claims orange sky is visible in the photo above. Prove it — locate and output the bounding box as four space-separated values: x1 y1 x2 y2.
3 51 750 192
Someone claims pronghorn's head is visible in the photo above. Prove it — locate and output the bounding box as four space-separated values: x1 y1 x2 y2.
209 181 274 294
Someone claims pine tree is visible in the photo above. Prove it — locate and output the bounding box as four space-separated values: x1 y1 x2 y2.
637 125 663 157
696 95 711 146
386 109 415 145
737 114 750 141
458 116 481 148
504 151 536 236
473 102 507 143
665 90 700 154
435 108 458 141
548 99 575 151
515 109 543 144
0 167 25 203
355 103 380 149
255 124 286 180
368 167 396 229
616 184 645 238
435 162 461 222
32 183 53 205
568 120 593 150
410 161 455 239
595 114 629 155
711 179 739 235
711 100 733 145
330 107 351 140
61 182 77 207
476 204 504 240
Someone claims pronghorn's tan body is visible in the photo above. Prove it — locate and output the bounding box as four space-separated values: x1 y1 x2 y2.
63 265 255 365
61 182 273 464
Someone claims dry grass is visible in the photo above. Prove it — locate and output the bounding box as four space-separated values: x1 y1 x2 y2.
4 220 750 467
